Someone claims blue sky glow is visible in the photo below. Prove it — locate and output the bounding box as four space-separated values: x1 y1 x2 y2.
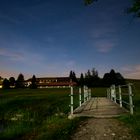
0 0 140 79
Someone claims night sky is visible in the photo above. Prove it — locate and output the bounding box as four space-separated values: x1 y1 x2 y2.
0 0 140 79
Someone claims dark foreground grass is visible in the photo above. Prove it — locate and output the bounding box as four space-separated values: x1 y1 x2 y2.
91 80 140 139
34 116 86 140
0 88 82 140
0 81 140 139
117 80 140 138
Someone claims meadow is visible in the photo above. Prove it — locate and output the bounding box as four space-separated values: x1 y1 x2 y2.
92 79 140 138
0 79 140 139
0 88 82 140
118 79 140 137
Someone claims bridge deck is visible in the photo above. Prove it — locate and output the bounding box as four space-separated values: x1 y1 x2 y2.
73 97 128 118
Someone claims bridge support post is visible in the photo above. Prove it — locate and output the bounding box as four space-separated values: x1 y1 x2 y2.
128 84 134 115
110 86 113 101
109 88 111 99
84 86 86 102
118 86 122 107
107 88 110 99
79 87 82 107
70 86 74 115
87 87 89 101
111 85 116 102
114 85 116 103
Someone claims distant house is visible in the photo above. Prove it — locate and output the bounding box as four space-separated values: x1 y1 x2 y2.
0 77 4 88
25 77 77 88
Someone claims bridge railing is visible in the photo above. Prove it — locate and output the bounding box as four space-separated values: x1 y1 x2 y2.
69 86 91 115
107 83 134 115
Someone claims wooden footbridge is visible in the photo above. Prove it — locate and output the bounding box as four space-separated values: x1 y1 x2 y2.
72 97 128 118
68 84 134 119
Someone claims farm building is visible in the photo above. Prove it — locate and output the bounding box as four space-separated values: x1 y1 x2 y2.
0 77 4 88
25 77 77 88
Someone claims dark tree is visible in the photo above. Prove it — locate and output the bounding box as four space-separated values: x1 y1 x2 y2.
84 0 98 5
91 68 98 77
102 73 112 87
84 70 90 86
102 69 126 87
69 71 73 80
69 71 78 83
84 0 140 17
79 73 84 87
30 75 37 89
84 68 100 87
16 73 25 88
9 77 16 88
87 69 91 77
115 73 126 85
109 69 117 85
85 69 92 87
91 68 100 87
127 0 140 17
2 78 10 89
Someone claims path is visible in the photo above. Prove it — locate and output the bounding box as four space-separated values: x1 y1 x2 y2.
71 97 138 140
71 118 138 140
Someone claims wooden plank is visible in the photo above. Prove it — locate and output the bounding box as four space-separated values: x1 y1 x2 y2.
72 97 128 118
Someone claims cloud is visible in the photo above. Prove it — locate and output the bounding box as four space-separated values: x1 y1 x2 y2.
121 65 140 79
0 48 24 60
89 11 117 53
94 40 116 53
92 26 116 39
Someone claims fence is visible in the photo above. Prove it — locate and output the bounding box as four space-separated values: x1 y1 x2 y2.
107 83 134 115
69 86 91 115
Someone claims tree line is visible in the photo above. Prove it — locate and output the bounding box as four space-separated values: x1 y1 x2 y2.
1 68 125 89
69 68 126 87
2 74 37 89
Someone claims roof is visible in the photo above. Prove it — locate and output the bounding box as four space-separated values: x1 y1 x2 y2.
36 77 70 80
26 77 71 81
37 82 77 86
25 77 77 86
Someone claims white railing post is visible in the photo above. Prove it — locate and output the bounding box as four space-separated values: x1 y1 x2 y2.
84 86 86 102
118 85 122 107
111 85 116 103
128 84 134 115
114 85 116 103
110 86 113 101
79 87 82 107
106 89 108 98
70 86 74 115
87 87 89 101
89 89 91 99
107 88 110 99
108 88 111 99
87 86 89 101
109 88 111 99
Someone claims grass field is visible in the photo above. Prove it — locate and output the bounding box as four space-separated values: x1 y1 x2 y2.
0 88 83 140
93 80 140 138
0 80 140 139
118 79 140 138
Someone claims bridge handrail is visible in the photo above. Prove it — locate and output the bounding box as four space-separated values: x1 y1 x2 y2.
69 86 91 116
107 83 134 115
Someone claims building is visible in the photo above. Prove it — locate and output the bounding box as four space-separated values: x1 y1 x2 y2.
26 77 77 88
0 77 4 88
